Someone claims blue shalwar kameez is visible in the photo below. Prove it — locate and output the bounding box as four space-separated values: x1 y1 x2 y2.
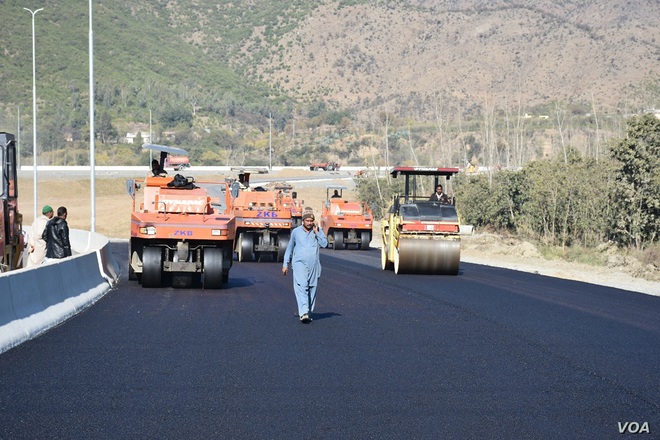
282 225 328 316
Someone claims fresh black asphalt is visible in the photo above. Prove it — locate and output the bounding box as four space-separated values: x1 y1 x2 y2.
1 242 658 439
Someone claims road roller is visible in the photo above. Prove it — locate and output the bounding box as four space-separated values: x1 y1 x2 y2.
127 143 235 289
321 185 373 250
229 172 293 263
381 166 461 275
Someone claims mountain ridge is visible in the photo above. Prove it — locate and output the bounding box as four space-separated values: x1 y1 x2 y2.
249 1 660 118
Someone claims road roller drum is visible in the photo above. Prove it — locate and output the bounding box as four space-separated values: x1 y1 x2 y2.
394 236 460 275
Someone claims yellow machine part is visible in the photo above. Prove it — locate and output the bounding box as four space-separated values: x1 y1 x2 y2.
394 235 460 275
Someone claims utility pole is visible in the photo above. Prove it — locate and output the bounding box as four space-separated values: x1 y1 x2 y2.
16 107 20 169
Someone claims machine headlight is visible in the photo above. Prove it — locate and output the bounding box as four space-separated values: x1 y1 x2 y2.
139 226 157 235
212 229 228 236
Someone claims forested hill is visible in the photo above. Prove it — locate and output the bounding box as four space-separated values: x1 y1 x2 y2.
0 0 658 167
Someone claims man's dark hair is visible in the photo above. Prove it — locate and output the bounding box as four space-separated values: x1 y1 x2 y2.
57 206 67 217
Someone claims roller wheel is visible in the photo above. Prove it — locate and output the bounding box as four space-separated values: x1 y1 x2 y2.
395 237 461 275
333 231 344 250
142 246 163 288
381 245 393 271
394 246 403 274
360 231 371 250
203 247 224 289
238 233 254 262
277 233 290 262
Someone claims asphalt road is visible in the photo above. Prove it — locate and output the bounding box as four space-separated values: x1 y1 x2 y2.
1 242 658 439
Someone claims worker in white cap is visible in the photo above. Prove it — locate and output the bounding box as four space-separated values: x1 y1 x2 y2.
282 209 328 323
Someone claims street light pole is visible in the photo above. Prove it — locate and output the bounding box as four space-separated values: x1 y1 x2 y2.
89 0 96 233
23 7 43 221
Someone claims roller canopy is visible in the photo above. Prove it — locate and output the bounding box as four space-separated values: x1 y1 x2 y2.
142 143 189 157
390 166 459 177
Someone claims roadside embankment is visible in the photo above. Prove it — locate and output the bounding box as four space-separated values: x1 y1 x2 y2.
0 229 120 354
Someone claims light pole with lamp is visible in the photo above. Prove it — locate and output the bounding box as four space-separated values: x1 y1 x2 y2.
89 0 96 233
23 7 43 221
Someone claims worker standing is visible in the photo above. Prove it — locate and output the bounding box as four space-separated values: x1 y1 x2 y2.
282 209 328 323
42 206 72 261
27 205 54 267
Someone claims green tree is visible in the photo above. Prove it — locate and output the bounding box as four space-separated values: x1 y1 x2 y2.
454 171 527 233
354 175 403 219
97 112 118 144
608 113 660 248
160 106 193 128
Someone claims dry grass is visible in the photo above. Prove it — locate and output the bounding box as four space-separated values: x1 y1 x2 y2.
18 170 356 239
19 176 134 238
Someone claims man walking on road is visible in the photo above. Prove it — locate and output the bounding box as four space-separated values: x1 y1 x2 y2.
282 209 328 323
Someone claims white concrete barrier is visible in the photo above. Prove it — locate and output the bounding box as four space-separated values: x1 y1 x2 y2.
0 229 120 354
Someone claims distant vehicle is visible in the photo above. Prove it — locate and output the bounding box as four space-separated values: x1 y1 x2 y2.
230 173 293 263
164 155 190 171
309 161 340 171
276 184 304 229
126 143 235 289
0 132 24 272
320 186 373 250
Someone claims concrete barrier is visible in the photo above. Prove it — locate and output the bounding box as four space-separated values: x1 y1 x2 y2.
0 229 120 355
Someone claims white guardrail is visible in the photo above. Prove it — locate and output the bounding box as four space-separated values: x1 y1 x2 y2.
0 229 120 355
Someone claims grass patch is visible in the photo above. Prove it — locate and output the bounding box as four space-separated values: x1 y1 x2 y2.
538 244 609 267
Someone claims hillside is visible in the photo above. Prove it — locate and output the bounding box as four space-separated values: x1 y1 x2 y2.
2 1 658 113
0 0 658 168
252 0 660 118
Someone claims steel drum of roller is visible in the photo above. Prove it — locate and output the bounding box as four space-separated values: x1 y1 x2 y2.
394 236 460 275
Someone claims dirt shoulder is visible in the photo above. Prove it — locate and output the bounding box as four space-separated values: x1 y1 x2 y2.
459 233 659 297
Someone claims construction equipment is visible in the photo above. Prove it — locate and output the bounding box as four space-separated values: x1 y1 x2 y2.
321 186 373 250
309 161 340 171
0 133 24 272
164 155 190 171
230 172 293 262
126 143 235 289
381 166 461 275
276 184 304 228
